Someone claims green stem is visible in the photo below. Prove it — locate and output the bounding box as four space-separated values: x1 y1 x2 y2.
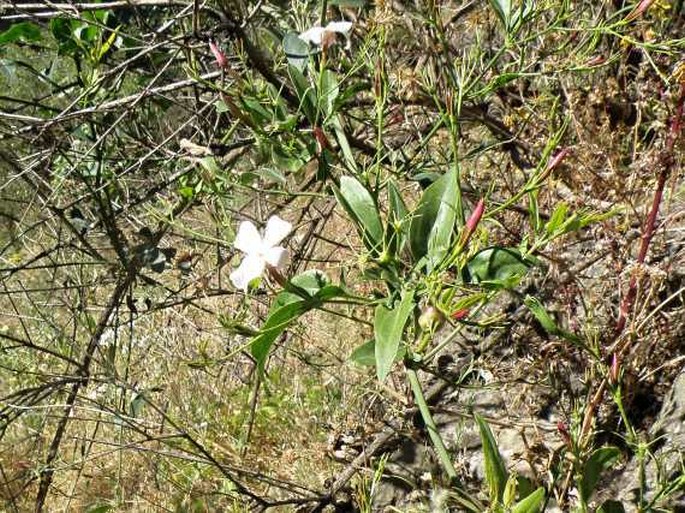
406 366 458 481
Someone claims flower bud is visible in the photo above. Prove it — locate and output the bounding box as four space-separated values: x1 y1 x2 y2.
459 198 485 248
557 421 571 446
209 41 228 69
418 305 445 332
609 353 620 385
451 308 469 321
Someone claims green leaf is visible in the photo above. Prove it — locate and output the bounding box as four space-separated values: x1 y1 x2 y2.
350 340 406 367
388 179 408 223
251 300 308 371
0 22 42 46
350 340 376 366
386 179 408 258
251 271 345 372
288 64 316 122
488 0 512 30
334 175 383 253
580 446 621 502
283 32 310 72
409 169 459 269
50 18 79 55
93 25 119 62
524 295 583 345
524 295 561 335
516 475 536 500
475 413 508 504
427 168 459 270
512 487 545 513
330 114 356 171
464 247 534 288
597 500 626 513
374 289 415 381
545 202 569 236
503 473 518 507
319 69 339 119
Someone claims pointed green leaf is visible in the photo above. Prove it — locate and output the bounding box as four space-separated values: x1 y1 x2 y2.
288 64 316 122
545 202 569 236
374 289 415 381
330 114 357 171
0 22 42 46
580 446 621 502
350 340 376 367
464 247 535 288
319 69 339 119
512 487 545 513
334 175 383 253
386 179 408 258
251 300 308 372
350 340 406 367
524 295 583 345
488 0 512 30
409 169 459 269
388 179 408 222
475 413 508 504
524 295 561 335
427 168 459 269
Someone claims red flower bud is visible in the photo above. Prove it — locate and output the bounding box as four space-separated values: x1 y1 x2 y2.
557 421 571 445
451 308 469 321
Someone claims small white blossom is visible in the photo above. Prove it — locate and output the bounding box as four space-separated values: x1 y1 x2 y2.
230 216 292 291
298 20 353 49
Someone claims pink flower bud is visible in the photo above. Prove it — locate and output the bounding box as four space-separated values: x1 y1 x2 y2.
209 41 228 69
465 198 485 234
546 148 569 173
460 198 485 247
609 353 620 385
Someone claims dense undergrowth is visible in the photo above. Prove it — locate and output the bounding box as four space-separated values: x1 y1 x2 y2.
1 0 685 511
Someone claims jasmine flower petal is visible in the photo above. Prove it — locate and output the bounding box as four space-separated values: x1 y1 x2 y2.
263 216 292 247
230 254 266 291
264 246 289 269
234 221 261 254
299 26 325 45
325 21 352 34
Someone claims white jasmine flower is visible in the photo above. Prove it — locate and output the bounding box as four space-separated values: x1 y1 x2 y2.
230 216 292 291
298 20 353 49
